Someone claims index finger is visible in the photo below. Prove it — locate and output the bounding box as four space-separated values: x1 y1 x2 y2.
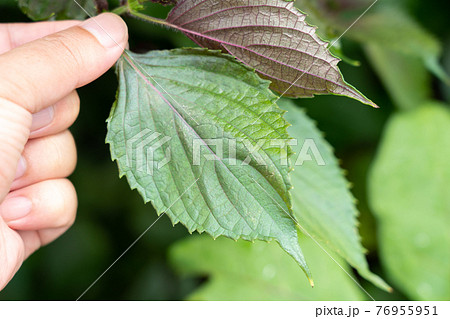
0 20 81 54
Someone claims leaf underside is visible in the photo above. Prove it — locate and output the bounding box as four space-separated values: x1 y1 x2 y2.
281 100 390 291
167 0 377 107
106 48 312 283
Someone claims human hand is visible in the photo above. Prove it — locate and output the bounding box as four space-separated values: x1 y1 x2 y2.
0 13 128 291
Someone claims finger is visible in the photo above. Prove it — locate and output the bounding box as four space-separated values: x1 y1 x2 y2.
18 226 71 259
29 90 80 139
0 179 77 232
0 13 127 197
11 130 77 191
9 178 77 259
0 91 79 197
0 101 30 200
0 13 128 112
0 20 80 54
0 218 25 290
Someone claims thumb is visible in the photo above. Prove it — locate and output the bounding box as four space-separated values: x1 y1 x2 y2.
0 13 128 112
0 13 128 200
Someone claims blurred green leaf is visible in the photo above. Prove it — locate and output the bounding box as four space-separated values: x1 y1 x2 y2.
281 100 390 292
169 235 367 300
294 0 378 43
369 103 450 300
294 0 339 40
18 0 96 20
107 49 312 281
364 44 432 110
349 9 439 56
347 8 450 86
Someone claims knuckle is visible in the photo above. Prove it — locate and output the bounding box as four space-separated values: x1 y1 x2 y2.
42 33 83 76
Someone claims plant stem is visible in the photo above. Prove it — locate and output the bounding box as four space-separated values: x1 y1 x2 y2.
111 5 129 15
127 9 172 28
111 1 172 29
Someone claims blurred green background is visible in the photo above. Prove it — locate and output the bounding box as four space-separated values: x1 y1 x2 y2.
0 0 449 300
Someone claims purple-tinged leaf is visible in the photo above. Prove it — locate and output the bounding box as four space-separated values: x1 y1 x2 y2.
166 0 377 107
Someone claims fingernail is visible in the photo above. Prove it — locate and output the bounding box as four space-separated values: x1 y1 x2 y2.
80 13 127 49
14 156 27 180
31 106 54 132
0 196 32 221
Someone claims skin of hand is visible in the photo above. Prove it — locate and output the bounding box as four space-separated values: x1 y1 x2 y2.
0 13 128 291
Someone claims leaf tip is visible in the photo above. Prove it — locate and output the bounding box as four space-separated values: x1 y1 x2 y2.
371 101 381 109
356 93 380 109
359 270 392 293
